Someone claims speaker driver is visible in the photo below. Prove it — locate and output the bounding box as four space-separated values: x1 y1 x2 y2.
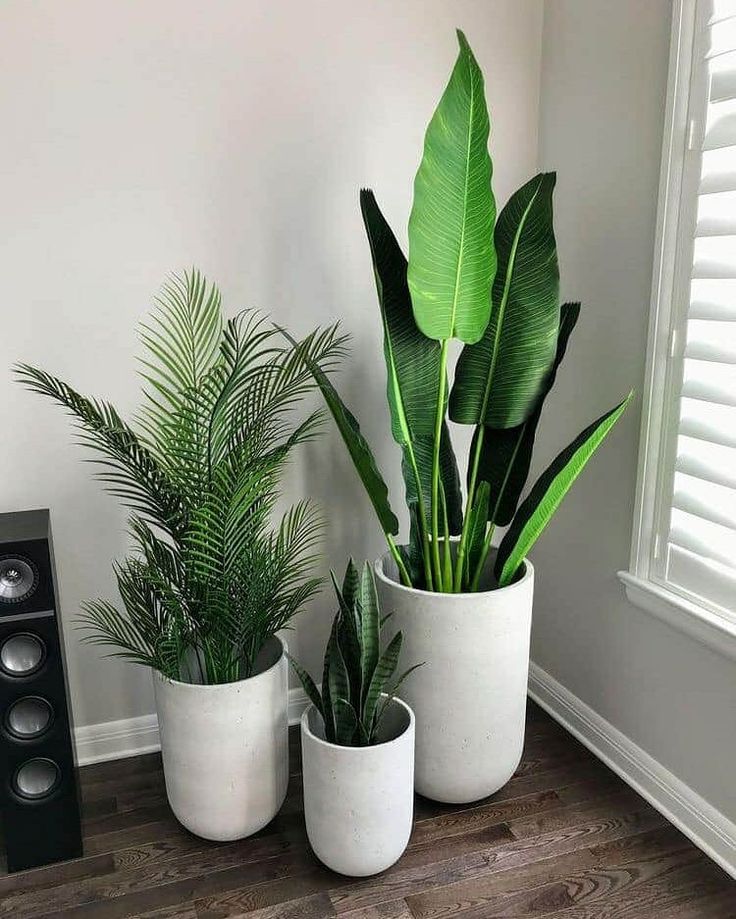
0 556 39 605
0 633 45 676
5 697 53 739
13 758 60 799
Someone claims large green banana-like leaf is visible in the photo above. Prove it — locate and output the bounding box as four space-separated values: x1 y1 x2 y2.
450 172 560 428
407 30 496 344
473 302 580 526
494 392 633 587
281 329 399 537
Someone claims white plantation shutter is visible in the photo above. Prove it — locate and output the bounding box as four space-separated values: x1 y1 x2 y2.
652 0 736 620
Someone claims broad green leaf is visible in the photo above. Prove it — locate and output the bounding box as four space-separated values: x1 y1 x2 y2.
450 173 560 428
361 190 463 536
362 631 402 733
407 30 496 343
495 392 633 587
286 654 323 718
282 329 399 537
359 563 379 702
474 302 580 526
398 502 425 588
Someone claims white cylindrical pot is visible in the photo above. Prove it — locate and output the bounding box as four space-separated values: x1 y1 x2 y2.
301 696 415 876
152 635 289 841
375 552 534 804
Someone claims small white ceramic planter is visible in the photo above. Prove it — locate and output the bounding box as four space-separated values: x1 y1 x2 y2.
152 635 289 841
375 551 534 804
301 696 415 877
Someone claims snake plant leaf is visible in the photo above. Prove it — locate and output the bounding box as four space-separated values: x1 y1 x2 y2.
362 631 403 733
281 328 399 537
474 302 581 526
495 392 633 587
321 616 339 742
359 563 380 702
450 172 560 428
361 190 462 535
287 654 323 718
340 558 361 614
331 571 362 705
407 30 496 344
333 698 358 746
328 637 352 743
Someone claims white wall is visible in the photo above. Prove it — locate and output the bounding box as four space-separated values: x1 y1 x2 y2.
1 0 544 728
534 0 736 824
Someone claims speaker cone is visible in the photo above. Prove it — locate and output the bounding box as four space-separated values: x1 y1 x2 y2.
13 758 60 799
0 633 46 676
0 556 39 604
5 696 53 739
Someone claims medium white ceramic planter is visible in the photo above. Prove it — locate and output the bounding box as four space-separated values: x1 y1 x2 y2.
375 551 534 804
152 635 289 841
301 696 415 876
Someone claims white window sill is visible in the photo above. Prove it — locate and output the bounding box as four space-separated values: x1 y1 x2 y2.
618 572 736 663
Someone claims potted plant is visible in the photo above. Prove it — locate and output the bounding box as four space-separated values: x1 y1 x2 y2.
298 32 632 803
290 560 419 876
17 270 344 839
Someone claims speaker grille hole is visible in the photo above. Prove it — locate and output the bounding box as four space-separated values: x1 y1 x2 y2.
0 633 45 676
0 556 39 605
5 696 53 739
13 758 60 799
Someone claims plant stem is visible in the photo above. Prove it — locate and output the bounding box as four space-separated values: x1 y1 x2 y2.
431 340 451 590
453 423 485 590
387 534 412 587
440 483 452 590
470 522 495 591
406 450 434 591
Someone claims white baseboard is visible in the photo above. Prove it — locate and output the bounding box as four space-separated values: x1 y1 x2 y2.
528 661 736 880
73 686 312 767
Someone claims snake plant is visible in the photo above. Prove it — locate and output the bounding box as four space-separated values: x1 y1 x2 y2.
289 560 421 746
17 271 346 683
302 30 632 592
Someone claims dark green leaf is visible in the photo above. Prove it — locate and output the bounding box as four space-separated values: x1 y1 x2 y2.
450 172 560 428
495 392 633 586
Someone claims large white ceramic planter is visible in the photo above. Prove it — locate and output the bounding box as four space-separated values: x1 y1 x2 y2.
375 551 534 804
152 635 289 841
301 696 415 876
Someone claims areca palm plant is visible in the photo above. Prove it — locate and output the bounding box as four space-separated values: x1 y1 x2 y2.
303 31 632 593
17 271 346 683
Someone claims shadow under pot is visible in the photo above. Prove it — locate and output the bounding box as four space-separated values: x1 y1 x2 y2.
375 548 534 804
300 695 415 877
152 635 289 841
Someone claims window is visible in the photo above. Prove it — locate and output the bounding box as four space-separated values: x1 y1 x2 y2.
623 0 736 649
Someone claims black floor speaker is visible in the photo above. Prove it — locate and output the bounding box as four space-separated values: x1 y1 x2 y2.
0 509 83 872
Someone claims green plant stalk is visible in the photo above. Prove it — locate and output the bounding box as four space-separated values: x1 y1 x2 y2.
405 448 435 591
453 423 486 590
470 522 495 591
387 533 412 587
431 340 451 590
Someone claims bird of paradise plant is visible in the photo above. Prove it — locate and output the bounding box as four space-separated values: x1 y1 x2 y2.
300 31 631 593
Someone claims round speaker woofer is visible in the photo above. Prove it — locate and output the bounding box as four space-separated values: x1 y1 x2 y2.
13 758 60 799
0 556 39 604
0 633 46 676
5 696 53 739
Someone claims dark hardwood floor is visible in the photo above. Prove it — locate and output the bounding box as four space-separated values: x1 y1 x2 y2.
1 702 733 918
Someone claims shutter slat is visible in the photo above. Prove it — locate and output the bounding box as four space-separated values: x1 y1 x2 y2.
670 509 736 570
689 278 736 319
678 397 736 448
684 339 736 362
699 147 736 194
702 101 736 150
673 472 736 530
667 545 736 611
676 438 736 490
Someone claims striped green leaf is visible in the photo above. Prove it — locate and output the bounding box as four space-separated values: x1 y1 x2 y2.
362 631 402 733
407 30 496 343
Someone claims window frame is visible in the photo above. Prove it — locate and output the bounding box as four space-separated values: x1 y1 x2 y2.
620 0 736 659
